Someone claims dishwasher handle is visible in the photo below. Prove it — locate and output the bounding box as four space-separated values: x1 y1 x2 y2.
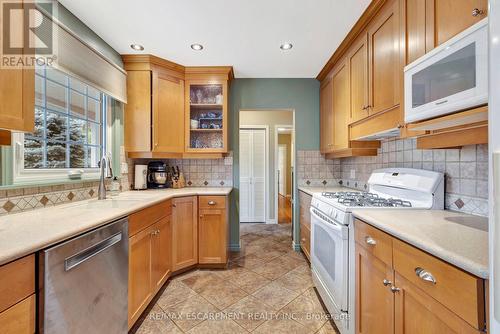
64 232 123 272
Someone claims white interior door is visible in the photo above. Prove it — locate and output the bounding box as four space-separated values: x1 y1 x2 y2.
239 129 266 222
278 144 287 196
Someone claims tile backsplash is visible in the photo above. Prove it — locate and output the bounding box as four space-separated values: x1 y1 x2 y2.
126 152 234 189
297 139 489 217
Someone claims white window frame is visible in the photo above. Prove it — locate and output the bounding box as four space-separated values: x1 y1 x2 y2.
12 97 113 185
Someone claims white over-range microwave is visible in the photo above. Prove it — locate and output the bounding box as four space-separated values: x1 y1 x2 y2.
404 18 488 123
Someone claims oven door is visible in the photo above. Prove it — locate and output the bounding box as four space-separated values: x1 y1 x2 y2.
310 207 349 313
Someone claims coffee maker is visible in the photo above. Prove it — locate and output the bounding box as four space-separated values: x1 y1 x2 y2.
147 161 172 189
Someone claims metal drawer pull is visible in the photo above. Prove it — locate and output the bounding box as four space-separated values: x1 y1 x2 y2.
472 8 484 16
390 286 401 293
415 267 437 284
383 279 392 286
208 201 216 206
65 232 122 272
365 236 377 245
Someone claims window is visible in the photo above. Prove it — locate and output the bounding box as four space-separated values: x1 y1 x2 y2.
13 67 112 184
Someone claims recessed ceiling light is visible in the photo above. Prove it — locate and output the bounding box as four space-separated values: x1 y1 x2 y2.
191 43 204 51
280 43 293 50
130 44 144 51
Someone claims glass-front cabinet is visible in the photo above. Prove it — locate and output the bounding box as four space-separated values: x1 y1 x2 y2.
185 68 231 153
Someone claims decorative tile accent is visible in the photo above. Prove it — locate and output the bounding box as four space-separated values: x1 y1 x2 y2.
3 200 15 212
67 192 75 201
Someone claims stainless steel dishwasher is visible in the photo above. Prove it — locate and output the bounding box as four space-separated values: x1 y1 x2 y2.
39 218 128 334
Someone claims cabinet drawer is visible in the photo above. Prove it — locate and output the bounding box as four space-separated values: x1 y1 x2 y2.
0 255 35 313
354 219 393 266
199 196 226 209
393 239 485 329
300 223 311 260
0 295 35 334
129 200 172 237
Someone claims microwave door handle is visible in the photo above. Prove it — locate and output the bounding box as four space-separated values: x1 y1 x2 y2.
310 208 343 232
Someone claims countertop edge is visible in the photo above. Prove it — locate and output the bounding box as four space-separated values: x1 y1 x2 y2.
352 211 489 279
0 188 233 266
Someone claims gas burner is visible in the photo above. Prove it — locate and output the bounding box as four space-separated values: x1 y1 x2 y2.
321 191 412 208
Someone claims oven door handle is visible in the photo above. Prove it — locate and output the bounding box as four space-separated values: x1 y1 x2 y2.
310 208 343 232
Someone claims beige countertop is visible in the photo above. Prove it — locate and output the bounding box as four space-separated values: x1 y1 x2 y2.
298 185 351 196
0 187 232 266
352 209 489 279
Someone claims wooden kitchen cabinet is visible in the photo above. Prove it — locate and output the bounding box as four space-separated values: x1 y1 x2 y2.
394 272 481 334
0 255 35 334
355 245 395 334
198 196 228 265
367 0 401 117
332 59 350 151
299 191 312 260
172 196 198 271
348 34 369 124
320 76 334 154
0 69 35 133
123 55 185 156
355 219 486 333
128 200 172 328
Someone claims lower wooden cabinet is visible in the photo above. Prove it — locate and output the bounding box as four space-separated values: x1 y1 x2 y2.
355 245 394 334
0 295 36 334
172 196 198 271
355 219 486 334
198 196 228 264
0 255 36 334
128 201 172 328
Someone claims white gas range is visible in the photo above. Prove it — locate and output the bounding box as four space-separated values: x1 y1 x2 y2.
310 168 444 334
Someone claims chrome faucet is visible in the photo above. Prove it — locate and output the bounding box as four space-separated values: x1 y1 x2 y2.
98 153 113 200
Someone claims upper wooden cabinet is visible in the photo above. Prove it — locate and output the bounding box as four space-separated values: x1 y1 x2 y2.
367 0 401 116
123 55 233 158
404 0 488 65
123 55 185 155
0 69 34 133
320 76 334 154
348 35 369 124
185 68 232 154
332 59 350 151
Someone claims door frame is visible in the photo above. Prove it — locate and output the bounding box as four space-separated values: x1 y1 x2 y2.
274 124 294 225
239 125 269 223
278 144 287 196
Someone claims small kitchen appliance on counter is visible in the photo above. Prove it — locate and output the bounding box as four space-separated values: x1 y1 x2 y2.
134 164 148 190
147 161 172 189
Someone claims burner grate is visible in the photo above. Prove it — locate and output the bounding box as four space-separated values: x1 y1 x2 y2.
321 191 412 208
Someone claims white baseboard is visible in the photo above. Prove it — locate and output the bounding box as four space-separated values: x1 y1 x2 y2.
266 219 277 224
229 243 241 252
292 241 301 252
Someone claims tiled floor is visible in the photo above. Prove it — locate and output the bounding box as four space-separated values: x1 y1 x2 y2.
134 223 340 334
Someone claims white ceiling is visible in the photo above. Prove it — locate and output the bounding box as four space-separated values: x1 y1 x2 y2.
59 0 371 78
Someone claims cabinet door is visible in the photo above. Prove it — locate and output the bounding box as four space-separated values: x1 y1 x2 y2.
429 0 488 48
348 34 369 123
404 0 427 64
128 225 153 327
153 73 184 153
0 69 34 132
198 208 227 264
332 59 350 150
368 0 401 115
151 215 172 291
356 244 394 334
0 295 35 334
172 196 198 271
394 272 481 334
320 77 334 154
124 70 151 152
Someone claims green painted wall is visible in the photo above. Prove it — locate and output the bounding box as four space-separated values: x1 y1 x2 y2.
229 78 320 248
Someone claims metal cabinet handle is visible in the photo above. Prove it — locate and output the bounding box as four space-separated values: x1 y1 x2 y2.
397 123 404 129
173 204 177 208
64 232 122 271
415 267 437 284
472 8 485 16
200 215 204 218
365 236 377 245
390 286 401 293
383 279 392 286
208 201 216 206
